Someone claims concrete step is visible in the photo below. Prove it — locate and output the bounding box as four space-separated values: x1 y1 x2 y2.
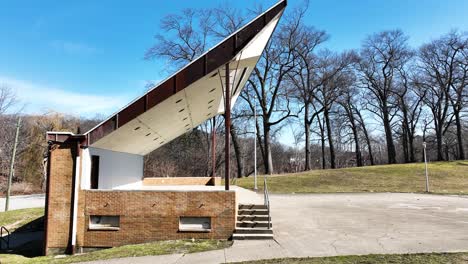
236 221 272 228
237 215 270 221
232 233 274 240
238 209 269 215
235 227 273 234
238 204 268 210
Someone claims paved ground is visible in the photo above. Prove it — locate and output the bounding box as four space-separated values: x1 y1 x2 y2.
87 192 468 264
0 194 45 212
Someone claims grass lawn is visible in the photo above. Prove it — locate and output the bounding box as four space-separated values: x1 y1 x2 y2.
234 161 468 194
234 252 468 264
0 239 232 264
0 207 44 231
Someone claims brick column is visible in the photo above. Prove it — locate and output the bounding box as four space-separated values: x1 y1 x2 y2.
44 140 79 255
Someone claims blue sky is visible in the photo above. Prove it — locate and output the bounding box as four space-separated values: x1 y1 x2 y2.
0 0 467 117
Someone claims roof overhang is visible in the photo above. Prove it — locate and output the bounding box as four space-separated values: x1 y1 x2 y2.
81 0 286 155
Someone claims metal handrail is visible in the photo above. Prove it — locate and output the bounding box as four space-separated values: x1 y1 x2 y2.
0 226 10 250
263 176 271 230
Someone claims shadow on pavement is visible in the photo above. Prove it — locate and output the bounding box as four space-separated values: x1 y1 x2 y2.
0 216 44 257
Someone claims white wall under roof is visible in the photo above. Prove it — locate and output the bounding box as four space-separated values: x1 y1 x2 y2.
81 147 143 190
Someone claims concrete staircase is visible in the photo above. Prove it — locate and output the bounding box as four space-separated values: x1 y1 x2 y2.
232 204 273 240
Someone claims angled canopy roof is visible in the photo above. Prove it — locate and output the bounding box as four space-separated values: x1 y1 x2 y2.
83 0 286 155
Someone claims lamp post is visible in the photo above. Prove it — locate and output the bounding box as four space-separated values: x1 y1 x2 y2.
254 95 258 191
423 141 429 193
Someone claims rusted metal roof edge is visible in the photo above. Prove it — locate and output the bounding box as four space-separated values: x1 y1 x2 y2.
84 0 287 146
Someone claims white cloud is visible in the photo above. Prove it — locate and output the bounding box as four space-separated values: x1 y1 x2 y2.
0 76 131 117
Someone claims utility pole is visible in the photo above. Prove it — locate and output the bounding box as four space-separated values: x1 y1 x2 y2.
423 142 429 193
254 95 258 191
5 116 21 211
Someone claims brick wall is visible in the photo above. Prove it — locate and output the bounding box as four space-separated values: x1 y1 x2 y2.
143 177 221 186
44 142 77 255
80 190 236 247
45 140 235 254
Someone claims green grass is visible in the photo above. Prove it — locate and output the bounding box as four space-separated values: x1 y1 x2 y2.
234 252 468 264
235 161 468 194
0 239 232 264
0 208 44 231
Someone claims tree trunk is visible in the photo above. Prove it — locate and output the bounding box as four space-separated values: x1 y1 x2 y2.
400 99 411 163
349 116 363 167
318 116 326 169
304 107 311 171
324 107 336 169
436 127 444 161
408 132 415 162
356 110 374 166
230 124 244 178
255 116 265 171
382 106 396 164
263 123 274 174
401 124 409 163
454 111 465 160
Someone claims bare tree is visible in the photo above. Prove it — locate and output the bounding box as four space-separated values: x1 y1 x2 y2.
315 51 357 169
337 77 363 167
286 25 328 171
357 30 413 164
417 31 467 160
394 65 425 163
354 99 375 165
241 9 303 174
145 8 213 67
0 85 16 115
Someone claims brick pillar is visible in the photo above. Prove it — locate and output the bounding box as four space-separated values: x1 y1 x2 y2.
44 141 78 255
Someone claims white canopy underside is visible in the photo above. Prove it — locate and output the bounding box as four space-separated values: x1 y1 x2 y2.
90 12 282 155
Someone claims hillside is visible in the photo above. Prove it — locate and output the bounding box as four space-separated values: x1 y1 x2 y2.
235 161 468 194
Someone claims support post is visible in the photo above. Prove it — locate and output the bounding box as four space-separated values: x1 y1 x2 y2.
5 116 21 212
225 63 230 191
254 95 258 191
212 117 216 177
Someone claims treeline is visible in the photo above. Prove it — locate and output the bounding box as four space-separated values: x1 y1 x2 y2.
0 97 100 194
144 1 468 177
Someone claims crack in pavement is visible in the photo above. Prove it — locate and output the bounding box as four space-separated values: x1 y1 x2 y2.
376 234 388 251
174 253 185 264
330 239 339 254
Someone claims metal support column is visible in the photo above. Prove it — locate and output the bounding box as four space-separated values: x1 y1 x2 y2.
212 117 216 177
225 63 230 191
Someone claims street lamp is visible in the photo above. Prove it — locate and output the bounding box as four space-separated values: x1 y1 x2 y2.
423 142 429 193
